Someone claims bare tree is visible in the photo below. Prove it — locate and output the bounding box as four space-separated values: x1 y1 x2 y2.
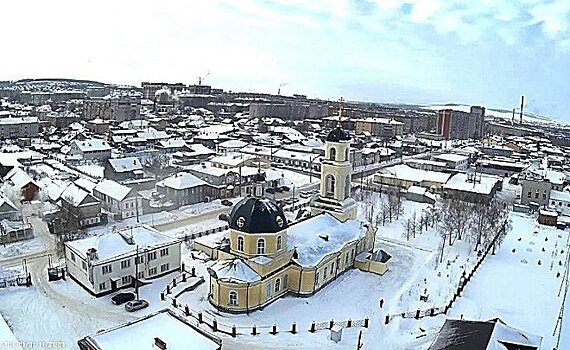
402 218 413 241
410 211 417 238
143 153 171 180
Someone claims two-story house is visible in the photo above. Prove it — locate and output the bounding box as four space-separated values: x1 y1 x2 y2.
65 225 181 296
93 180 143 220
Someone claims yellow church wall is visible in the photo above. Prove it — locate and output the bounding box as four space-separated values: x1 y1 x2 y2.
229 229 288 259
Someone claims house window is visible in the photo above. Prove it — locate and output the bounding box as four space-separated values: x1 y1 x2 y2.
135 256 144 264
229 291 238 306
81 261 87 271
535 191 539 199
160 263 169 272
331 262 335 273
160 248 169 257
99 282 106 291
329 147 336 161
147 251 157 261
275 278 281 292
121 259 131 269
121 276 132 285
102 264 112 274
276 236 282 250
137 271 144 279
283 274 288 289
324 267 328 279
149 267 157 276
257 238 265 255
70 252 76 262
237 236 244 251
315 271 320 286
527 191 531 198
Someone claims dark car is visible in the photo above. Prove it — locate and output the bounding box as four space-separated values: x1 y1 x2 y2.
218 213 229 221
221 199 233 206
266 188 276 194
125 299 149 312
281 186 291 192
275 187 284 193
111 292 135 305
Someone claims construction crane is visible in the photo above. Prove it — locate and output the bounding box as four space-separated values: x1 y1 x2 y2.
198 71 210 85
277 82 289 95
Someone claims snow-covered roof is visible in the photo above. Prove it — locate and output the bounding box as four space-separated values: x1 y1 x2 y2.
549 190 570 203
0 195 17 212
209 259 261 283
108 157 143 173
94 179 132 201
0 116 38 125
210 153 256 167
218 139 248 149
72 139 111 153
66 225 176 263
3 168 35 189
74 178 97 192
433 153 469 163
87 309 220 350
60 183 92 207
380 164 452 184
287 213 367 267
443 173 500 195
159 172 207 190
158 138 186 149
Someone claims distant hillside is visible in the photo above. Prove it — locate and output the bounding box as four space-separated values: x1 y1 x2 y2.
14 78 106 86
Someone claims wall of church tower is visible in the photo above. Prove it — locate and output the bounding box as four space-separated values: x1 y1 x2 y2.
229 228 288 259
320 140 352 201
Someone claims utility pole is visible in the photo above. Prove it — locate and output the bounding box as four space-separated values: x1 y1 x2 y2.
135 245 140 300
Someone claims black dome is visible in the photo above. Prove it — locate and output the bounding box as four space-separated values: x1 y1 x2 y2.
326 127 350 142
229 197 288 233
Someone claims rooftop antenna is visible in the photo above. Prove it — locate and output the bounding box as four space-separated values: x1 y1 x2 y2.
277 82 289 95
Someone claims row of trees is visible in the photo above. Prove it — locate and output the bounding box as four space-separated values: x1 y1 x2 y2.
401 207 439 241
436 197 511 261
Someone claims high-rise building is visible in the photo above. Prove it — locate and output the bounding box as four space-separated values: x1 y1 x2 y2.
436 106 486 140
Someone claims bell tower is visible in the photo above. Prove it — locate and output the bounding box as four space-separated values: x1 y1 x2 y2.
311 99 357 222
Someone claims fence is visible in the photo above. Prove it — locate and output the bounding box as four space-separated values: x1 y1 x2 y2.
383 224 506 324
180 225 229 242
160 271 369 338
0 273 32 288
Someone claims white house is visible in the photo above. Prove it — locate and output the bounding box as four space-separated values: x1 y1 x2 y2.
80 309 221 350
69 139 112 162
433 153 469 170
65 225 181 296
93 179 143 220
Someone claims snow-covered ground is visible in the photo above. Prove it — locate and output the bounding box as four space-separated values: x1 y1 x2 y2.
75 164 105 179
0 236 45 260
0 196 568 349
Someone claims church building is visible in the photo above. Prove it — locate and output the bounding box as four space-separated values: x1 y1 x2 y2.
205 108 390 313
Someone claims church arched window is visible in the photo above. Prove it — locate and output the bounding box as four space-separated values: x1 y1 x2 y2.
329 147 336 161
237 236 244 251
257 238 266 254
325 175 336 198
345 148 349 162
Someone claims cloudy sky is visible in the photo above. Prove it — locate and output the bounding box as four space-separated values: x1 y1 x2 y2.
1 0 569 120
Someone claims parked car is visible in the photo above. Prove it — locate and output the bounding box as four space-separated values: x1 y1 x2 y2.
275 187 284 193
221 199 233 206
266 188 276 194
281 186 291 192
125 299 149 312
218 213 230 221
111 292 135 305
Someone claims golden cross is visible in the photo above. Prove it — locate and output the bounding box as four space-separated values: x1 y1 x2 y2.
337 97 344 127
